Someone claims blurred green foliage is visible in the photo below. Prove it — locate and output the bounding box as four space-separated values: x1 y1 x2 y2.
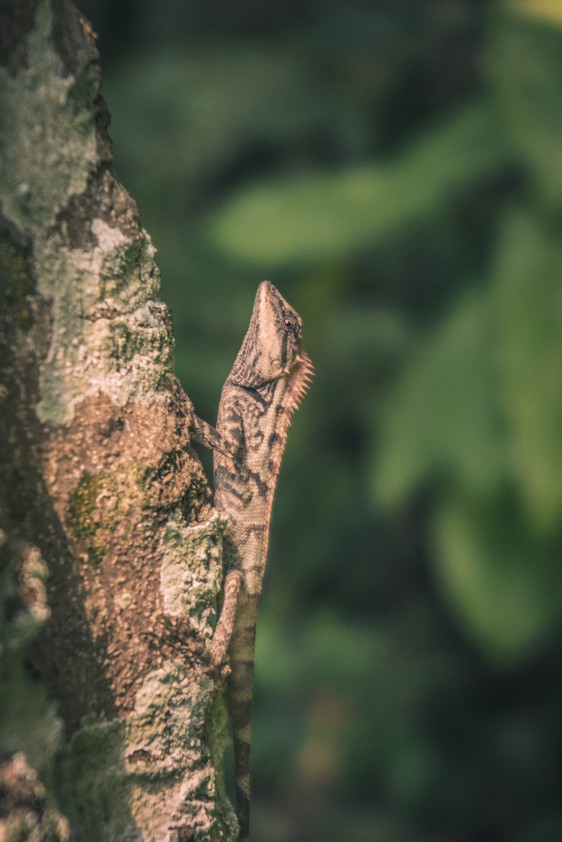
82 0 562 839
209 100 504 264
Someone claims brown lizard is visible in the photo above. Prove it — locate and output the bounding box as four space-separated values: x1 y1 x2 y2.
191 280 313 840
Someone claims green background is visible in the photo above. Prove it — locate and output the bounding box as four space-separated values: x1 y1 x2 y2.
79 1 562 839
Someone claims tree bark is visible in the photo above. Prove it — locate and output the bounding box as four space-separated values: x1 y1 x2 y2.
0 1 235 839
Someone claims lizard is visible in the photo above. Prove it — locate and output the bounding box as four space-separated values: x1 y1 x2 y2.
190 280 313 841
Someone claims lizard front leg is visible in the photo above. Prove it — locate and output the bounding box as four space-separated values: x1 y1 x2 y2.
189 413 237 458
210 566 243 666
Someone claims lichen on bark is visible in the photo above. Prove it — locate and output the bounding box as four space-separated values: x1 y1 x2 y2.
0 1 234 839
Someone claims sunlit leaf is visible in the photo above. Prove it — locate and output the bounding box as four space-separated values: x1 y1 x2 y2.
493 10 562 205
508 0 562 29
494 210 562 528
432 492 562 665
208 100 505 266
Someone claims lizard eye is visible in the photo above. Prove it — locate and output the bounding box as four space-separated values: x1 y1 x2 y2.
284 318 294 330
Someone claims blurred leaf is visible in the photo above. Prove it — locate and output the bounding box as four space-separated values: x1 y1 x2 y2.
432 492 562 665
104 45 374 227
494 211 562 529
508 0 562 28
208 100 505 266
494 10 562 205
373 290 504 506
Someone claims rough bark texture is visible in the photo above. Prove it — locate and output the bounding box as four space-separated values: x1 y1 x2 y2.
0 1 236 839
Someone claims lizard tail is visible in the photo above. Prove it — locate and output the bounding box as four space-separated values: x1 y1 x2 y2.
233 695 251 842
228 592 258 842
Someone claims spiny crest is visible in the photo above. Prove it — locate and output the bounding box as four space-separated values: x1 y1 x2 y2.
271 350 314 464
286 351 314 414
263 349 313 525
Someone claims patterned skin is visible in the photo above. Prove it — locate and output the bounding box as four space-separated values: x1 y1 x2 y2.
191 281 312 840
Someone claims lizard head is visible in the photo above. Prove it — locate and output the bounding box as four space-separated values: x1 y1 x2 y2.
230 280 310 390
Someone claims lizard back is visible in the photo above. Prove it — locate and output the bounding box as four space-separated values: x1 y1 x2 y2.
214 280 312 595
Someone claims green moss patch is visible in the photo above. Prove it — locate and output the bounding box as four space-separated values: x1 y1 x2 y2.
0 235 34 330
67 466 150 564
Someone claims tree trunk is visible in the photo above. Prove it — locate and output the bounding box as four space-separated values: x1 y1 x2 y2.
0 1 235 839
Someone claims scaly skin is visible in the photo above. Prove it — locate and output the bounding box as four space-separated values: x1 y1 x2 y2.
193 281 312 841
